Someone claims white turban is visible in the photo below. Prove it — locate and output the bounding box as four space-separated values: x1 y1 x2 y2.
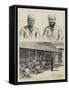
27 14 35 20
48 14 56 20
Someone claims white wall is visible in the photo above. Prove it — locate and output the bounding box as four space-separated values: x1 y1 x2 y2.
0 0 69 90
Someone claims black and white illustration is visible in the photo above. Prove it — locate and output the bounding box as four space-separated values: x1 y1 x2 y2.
18 8 65 82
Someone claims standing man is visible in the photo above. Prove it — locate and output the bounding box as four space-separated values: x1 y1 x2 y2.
43 14 63 41
20 14 40 41
51 56 54 71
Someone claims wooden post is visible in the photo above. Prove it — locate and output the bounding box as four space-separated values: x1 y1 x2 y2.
58 52 62 63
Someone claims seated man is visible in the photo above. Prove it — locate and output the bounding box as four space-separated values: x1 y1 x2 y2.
42 60 46 70
25 68 31 78
19 63 26 78
35 60 42 74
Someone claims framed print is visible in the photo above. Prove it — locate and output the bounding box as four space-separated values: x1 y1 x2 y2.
9 5 68 85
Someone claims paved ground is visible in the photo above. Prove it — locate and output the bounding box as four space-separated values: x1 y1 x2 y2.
18 65 65 82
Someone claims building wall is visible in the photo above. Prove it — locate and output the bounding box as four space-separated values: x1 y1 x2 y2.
19 48 53 65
